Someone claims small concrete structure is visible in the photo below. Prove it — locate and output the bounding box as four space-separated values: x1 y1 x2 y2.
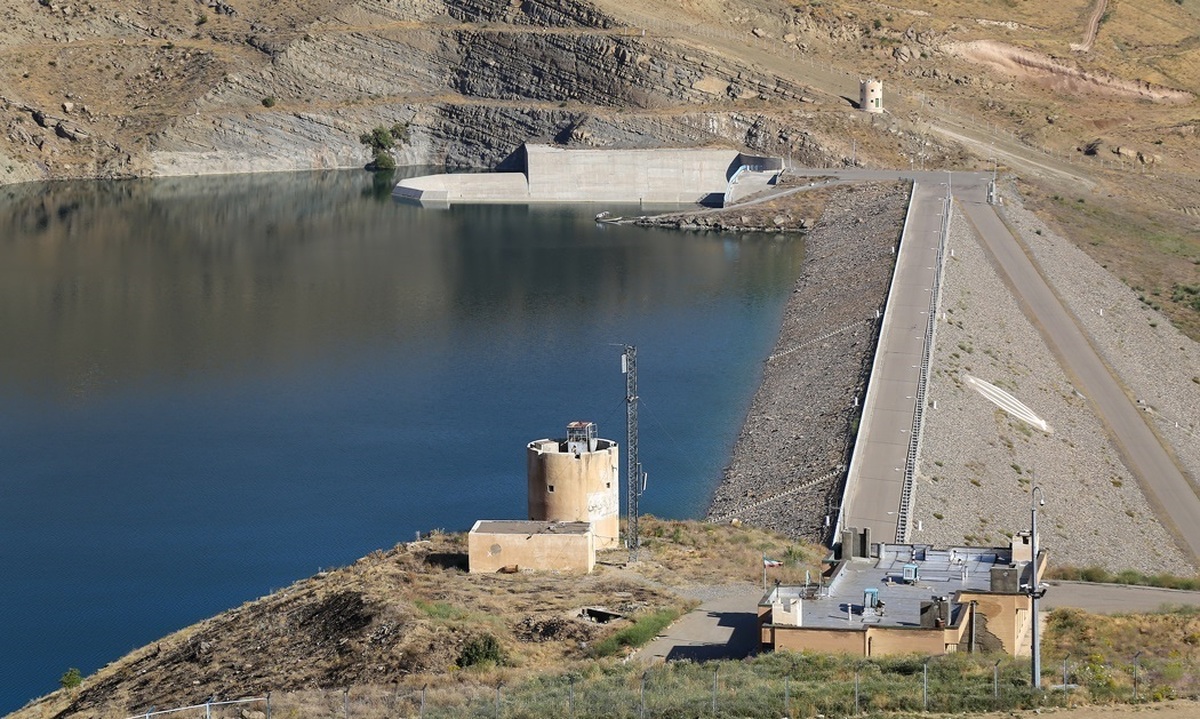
759 534 1046 657
860 78 883 113
468 520 595 574
528 421 620 549
394 144 782 206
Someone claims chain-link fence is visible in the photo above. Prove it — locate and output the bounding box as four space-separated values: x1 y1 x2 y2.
234 652 1200 719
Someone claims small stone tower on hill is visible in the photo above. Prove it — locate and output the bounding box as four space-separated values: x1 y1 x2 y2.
860 78 883 113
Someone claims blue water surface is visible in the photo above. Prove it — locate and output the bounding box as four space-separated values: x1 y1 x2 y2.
0 170 803 712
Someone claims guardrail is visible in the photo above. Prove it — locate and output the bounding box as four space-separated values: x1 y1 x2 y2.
894 192 952 544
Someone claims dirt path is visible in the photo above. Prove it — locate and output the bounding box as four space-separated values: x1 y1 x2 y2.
1071 0 1107 52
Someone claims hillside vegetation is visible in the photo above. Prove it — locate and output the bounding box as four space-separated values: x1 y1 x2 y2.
13 518 1200 719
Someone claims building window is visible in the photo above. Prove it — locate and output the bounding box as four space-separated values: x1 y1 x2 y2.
548 485 555 492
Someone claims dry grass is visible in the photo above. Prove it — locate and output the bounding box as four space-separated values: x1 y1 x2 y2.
9 518 825 719
1020 180 1200 340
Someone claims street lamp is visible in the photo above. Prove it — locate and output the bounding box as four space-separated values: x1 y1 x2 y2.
1029 485 1046 691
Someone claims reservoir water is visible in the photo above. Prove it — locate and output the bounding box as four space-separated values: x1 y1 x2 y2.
0 170 804 713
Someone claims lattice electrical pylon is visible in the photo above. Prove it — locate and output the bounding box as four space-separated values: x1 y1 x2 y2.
622 344 643 562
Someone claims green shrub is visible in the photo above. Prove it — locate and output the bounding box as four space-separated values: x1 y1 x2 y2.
59 667 82 690
359 124 409 171
458 634 505 668
261 96 276 108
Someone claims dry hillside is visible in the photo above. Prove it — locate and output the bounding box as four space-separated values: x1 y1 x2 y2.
7 517 819 719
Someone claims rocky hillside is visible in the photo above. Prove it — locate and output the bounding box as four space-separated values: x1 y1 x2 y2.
0 0 846 182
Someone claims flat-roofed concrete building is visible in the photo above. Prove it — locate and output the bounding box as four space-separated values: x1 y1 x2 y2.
468 520 595 574
759 533 1046 657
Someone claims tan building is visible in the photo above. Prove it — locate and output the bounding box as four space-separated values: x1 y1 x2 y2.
860 78 883 113
759 533 1046 657
468 520 595 574
527 422 620 549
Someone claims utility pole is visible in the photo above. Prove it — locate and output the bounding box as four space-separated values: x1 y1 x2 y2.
1029 485 1046 690
622 344 642 562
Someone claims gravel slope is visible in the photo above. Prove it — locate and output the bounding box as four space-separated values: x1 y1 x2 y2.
911 184 1198 573
707 181 908 543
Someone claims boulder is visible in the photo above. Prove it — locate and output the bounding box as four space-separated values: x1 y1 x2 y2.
55 120 89 142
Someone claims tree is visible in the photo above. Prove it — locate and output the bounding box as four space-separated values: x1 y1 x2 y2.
59 667 82 690
358 123 409 171
457 634 506 668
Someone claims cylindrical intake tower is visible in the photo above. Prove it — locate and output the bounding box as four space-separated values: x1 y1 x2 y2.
860 78 883 113
527 421 620 549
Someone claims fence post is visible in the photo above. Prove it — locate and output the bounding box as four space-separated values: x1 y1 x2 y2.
266 692 272 719
206 700 212 719
495 683 502 719
1133 652 1142 701
344 687 350 719
784 676 790 717
420 685 427 719
854 669 860 715
923 660 929 712
994 659 1002 704
711 667 718 715
640 671 647 719
569 675 575 717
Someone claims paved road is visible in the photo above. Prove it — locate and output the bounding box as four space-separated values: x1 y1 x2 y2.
839 179 949 544
628 580 1200 667
1044 581 1200 614
958 194 1200 564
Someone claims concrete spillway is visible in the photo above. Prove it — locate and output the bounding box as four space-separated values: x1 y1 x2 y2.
393 144 780 206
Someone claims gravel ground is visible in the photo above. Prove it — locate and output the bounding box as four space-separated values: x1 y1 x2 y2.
706 182 908 543
999 188 1200 511
910 184 1198 573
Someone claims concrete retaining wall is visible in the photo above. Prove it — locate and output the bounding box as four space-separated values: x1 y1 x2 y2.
394 143 753 205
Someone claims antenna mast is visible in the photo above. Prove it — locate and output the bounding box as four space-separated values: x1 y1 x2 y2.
622 344 642 562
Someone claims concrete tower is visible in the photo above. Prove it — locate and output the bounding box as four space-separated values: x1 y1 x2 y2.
527 421 620 549
860 78 883 113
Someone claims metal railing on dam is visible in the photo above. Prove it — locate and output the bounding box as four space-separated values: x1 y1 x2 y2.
894 192 952 544
834 179 956 548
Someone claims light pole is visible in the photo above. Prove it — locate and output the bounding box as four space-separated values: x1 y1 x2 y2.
1029 485 1046 691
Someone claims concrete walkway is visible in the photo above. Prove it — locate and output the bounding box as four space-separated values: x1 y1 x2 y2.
632 588 764 664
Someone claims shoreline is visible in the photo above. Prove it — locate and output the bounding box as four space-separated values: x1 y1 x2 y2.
706 181 910 543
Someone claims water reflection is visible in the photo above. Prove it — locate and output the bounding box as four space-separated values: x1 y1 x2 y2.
0 170 803 713
0 171 799 401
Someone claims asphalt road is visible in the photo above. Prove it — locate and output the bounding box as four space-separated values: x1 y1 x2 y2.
782 169 1200 565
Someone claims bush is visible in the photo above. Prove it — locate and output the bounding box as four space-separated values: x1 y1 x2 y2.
458 634 505 668
370 151 396 171
59 668 82 690
261 96 276 108
359 123 409 171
